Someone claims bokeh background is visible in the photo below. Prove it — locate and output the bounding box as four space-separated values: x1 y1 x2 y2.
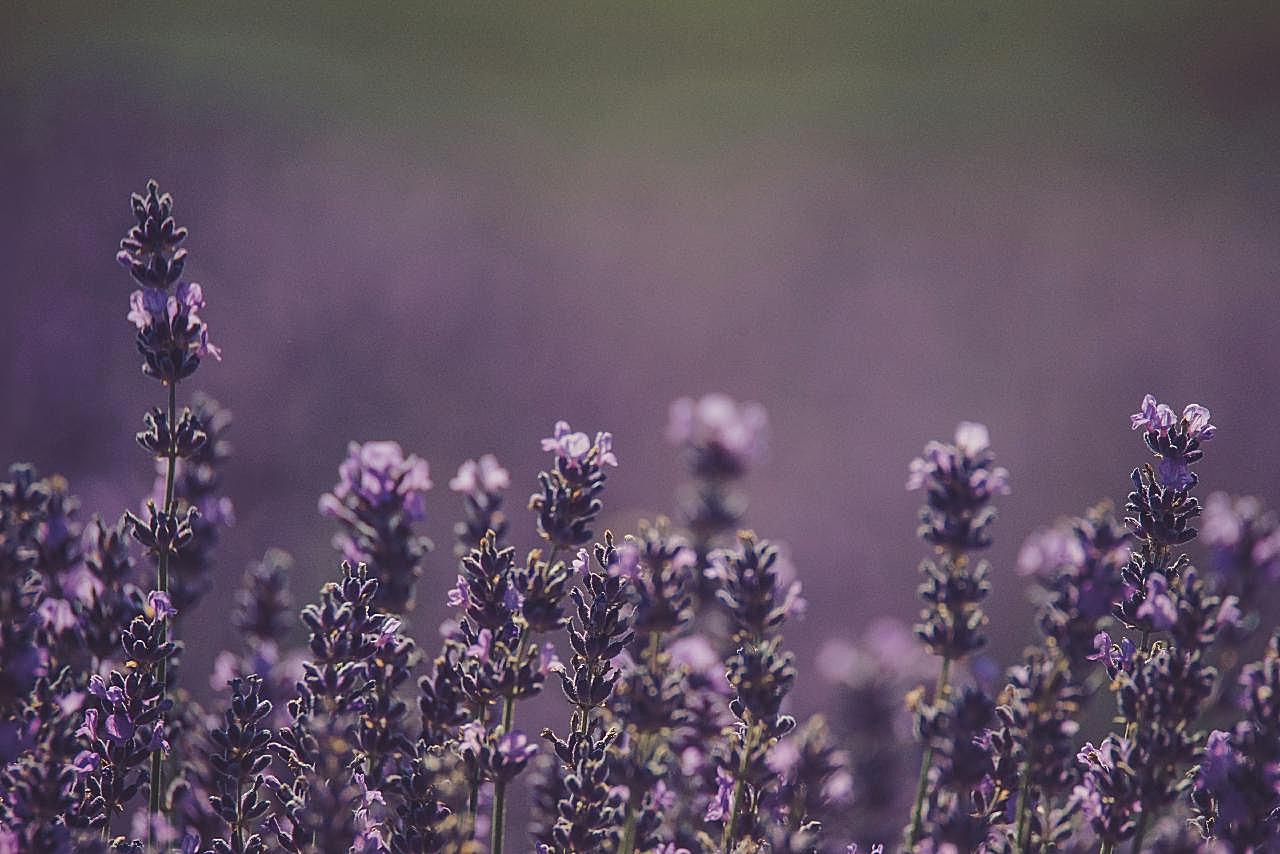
4 0 1280 821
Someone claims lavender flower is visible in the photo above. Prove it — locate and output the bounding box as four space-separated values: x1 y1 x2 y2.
77 612 176 835
450 455 511 555
908 684 996 851
158 393 234 614
202 676 273 854
1080 396 1232 852
709 532 800 850
667 394 768 608
540 534 635 852
539 724 626 852
1200 492 1280 656
978 651 1083 850
0 669 86 850
383 747 454 853
1130 395 1215 491
609 524 698 854
458 723 539 785
907 421 1010 553
552 534 635 729
1024 503 1131 677
530 421 616 551
905 421 1007 850
118 181 220 383
117 179 189 289
1201 493 1280 596
1189 630 1280 847
666 393 769 480
270 562 397 853
819 618 935 844
1072 737 1144 845
320 441 434 612
767 716 852 853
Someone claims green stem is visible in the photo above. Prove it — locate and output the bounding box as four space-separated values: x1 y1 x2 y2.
1118 630 1153 853
619 632 665 854
617 731 653 854
148 379 178 852
465 763 481 831
490 778 507 854
1099 843 1114 854
906 656 952 849
490 626 529 854
233 774 244 851
1013 772 1032 851
721 725 757 852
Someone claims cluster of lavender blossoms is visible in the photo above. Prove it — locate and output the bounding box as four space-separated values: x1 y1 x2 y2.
6 182 1280 854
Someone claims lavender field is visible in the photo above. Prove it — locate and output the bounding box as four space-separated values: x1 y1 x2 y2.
3 4 1280 853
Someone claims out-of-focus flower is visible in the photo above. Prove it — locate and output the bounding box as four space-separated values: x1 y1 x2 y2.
449 454 511 499
324 441 433 521
319 440 434 612
667 393 769 478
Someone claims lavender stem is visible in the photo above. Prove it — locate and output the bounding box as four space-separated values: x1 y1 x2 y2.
907 655 952 847
147 377 178 849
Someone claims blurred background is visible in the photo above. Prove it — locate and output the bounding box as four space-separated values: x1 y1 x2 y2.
3 0 1280 819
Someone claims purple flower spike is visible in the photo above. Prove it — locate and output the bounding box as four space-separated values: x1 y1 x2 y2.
1129 394 1217 490
319 440 434 612
327 441 433 519
666 393 769 477
449 454 511 498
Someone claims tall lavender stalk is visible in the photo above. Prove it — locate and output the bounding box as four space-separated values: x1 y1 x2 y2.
117 179 220 840
613 521 696 854
903 422 1008 849
707 532 801 850
666 394 768 608
1074 395 1238 853
541 533 634 852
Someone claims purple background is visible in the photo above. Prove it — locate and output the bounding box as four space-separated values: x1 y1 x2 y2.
4 5 1280 733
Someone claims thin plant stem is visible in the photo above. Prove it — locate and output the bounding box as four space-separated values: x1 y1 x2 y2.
1013 771 1032 851
906 656 952 848
721 724 758 851
490 627 529 854
148 378 178 851
490 777 508 854
619 631 665 854
490 545 559 853
617 730 653 854
1123 631 1151 741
